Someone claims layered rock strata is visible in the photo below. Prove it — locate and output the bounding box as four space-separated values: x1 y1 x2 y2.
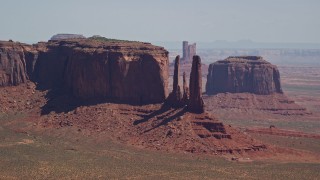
206 56 283 95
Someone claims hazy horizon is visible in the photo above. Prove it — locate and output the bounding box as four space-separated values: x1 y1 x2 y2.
153 40 320 49
1 0 320 45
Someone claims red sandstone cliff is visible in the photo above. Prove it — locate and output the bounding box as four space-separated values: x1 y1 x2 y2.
35 39 169 104
1 39 169 104
206 56 283 95
0 41 33 86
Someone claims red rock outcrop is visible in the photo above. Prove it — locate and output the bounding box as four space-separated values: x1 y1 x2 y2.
1 38 169 104
166 56 183 107
182 72 189 104
32 39 169 104
206 56 283 95
188 56 204 113
0 41 32 86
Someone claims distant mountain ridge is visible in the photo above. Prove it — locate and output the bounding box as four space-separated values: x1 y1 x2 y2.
153 40 320 49
50 34 86 40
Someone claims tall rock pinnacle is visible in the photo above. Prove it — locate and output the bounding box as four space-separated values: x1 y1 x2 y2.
182 72 189 104
173 55 180 93
166 55 183 107
188 55 204 113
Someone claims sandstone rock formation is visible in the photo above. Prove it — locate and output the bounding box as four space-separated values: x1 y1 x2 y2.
166 56 183 107
35 39 169 104
188 56 204 113
1 38 169 104
166 55 204 112
206 56 283 95
181 41 196 63
0 41 31 86
182 72 189 104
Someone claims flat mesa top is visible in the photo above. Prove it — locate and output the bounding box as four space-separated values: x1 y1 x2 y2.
215 56 270 65
0 41 33 50
0 37 168 55
43 38 167 54
228 56 263 61
0 40 29 46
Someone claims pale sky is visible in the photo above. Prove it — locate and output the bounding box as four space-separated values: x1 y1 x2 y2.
1 0 320 43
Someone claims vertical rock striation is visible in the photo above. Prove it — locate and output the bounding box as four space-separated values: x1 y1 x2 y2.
188 56 204 113
0 41 33 86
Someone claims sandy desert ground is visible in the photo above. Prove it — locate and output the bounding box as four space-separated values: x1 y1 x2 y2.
0 58 319 179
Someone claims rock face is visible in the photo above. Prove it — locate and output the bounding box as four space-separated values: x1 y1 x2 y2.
206 56 283 95
166 55 204 113
0 41 33 86
1 39 169 104
188 56 204 113
182 72 189 104
166 56 183 107
33 39 169 104
24 47 39 81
